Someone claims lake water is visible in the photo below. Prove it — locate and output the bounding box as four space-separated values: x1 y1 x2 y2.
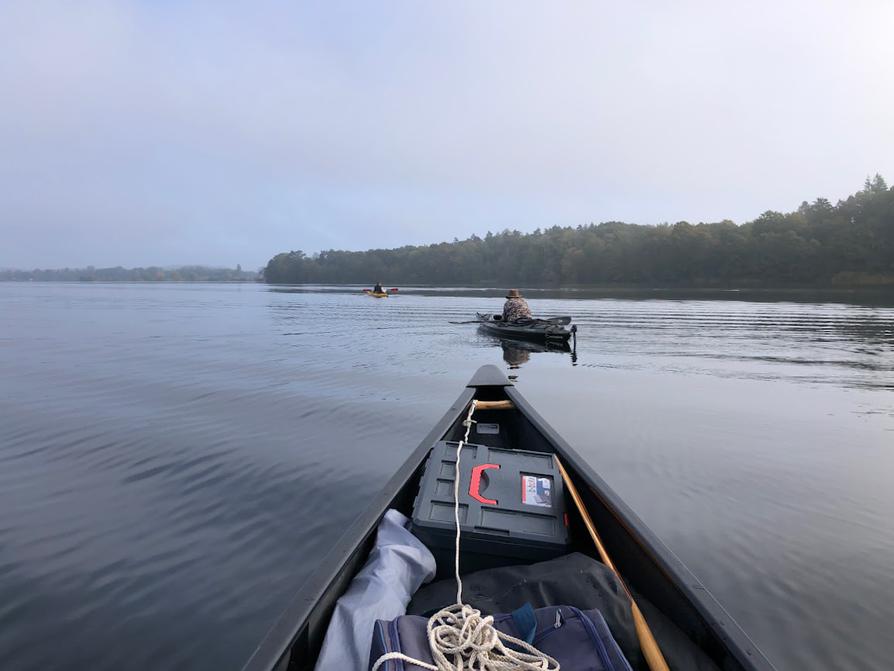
1 283 892 671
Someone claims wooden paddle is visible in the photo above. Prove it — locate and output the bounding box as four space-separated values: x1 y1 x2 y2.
555 456 670 671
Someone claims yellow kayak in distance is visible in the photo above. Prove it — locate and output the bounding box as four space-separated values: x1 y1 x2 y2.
363 290 389 298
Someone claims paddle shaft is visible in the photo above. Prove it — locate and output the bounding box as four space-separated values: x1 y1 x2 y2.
554 456 670 671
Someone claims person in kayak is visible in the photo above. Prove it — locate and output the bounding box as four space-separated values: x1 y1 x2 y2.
373 282 384 293
502 288 532 322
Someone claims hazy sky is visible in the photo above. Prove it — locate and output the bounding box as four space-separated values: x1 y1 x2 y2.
2 1 893 269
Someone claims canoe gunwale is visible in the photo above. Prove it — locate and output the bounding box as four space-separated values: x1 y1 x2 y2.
504 385 776 671
239 386 475 671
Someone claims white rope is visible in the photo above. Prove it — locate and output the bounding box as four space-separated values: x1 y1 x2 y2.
372 400 560 671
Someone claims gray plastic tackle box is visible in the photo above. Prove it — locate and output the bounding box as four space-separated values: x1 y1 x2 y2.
411 441 570 575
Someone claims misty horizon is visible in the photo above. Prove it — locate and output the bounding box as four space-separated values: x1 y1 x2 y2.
1 170 888 273
2 2 893 270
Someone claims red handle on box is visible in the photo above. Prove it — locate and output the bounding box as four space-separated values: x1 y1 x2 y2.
469 463 500 504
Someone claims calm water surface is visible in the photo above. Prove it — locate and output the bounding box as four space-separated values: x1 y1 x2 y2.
1 283 892 671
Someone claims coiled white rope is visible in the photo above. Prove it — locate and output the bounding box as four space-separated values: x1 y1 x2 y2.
372 400 560 671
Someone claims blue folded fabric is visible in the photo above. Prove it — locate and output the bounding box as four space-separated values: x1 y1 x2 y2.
510 602 538 644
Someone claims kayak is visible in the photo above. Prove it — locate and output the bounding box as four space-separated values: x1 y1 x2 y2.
241 365 776 671
364 290 389 298
476 312 574 345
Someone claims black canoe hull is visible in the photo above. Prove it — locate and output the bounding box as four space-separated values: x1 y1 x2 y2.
476 313 573 345
241 366 776 671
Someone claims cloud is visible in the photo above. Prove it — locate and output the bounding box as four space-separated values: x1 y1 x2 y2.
1 0 893 268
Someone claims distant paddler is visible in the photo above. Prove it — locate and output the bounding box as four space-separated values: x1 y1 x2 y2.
364 282 389 298
502 288 532 322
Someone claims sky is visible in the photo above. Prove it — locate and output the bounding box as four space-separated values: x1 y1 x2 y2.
1 1 893 270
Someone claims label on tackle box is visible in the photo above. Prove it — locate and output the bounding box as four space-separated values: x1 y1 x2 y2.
521 475 552 508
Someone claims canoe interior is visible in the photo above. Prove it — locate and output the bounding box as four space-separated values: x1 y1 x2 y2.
242 365 774 671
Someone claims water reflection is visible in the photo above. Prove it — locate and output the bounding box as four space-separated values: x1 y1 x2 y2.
498 339 577 378
501 341 531 370
2 283 893 671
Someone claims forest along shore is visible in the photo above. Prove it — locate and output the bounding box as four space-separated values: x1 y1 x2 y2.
265 177 894 288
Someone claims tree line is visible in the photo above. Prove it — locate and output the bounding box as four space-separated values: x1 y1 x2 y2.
264 176 893 287
0 265 259 282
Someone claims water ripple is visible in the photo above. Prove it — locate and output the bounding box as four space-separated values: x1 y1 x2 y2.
0 283 892 671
